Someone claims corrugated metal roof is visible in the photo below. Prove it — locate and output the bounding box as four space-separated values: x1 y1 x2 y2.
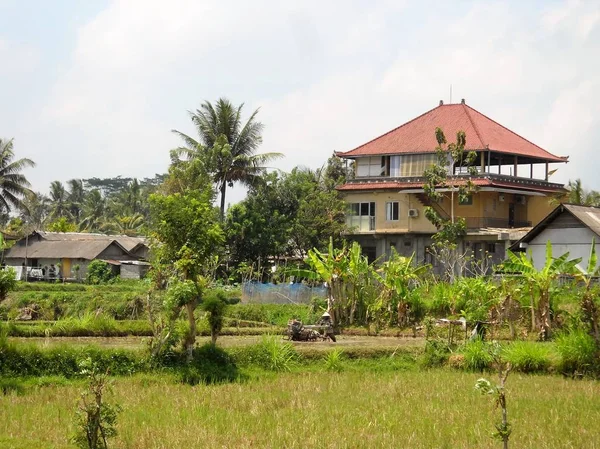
337 102 568 163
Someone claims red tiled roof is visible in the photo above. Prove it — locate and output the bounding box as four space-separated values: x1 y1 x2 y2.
337 102 567 163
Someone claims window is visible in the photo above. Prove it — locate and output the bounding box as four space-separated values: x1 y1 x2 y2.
486 243 496 254
386 201 399 221
350 202 375 216
459 195 473 205
356 157 388 177
390 156 401 177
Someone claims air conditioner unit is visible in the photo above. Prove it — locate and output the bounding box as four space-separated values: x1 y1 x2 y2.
499 194 505 202
408 209 419 218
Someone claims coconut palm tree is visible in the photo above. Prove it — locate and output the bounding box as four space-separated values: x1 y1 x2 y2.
172 98 282 220
20 192 50 229
0 138 35 217
48 180 70 220
66 179 85 222
565 179 600 206
102 214 144 236
79 189 105 232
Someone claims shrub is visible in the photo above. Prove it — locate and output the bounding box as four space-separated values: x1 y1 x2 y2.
203 291 228 344
0 268 18 302
179 344 239 385
324 348 345 372
419 339 451 368
460 339 493 372
555 330 597 375
86 260 117 285
502 341 554 373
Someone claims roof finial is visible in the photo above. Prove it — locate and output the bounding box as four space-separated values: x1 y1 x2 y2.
461 98 466 104
439 100 444 106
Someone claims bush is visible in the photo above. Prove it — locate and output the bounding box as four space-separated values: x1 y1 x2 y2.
460 339 493 372
203 291 227 344
419 339 451 368
555 330 597 375
0 268 17 302
86 260 117 285
179 344 239 385
502 341 554 373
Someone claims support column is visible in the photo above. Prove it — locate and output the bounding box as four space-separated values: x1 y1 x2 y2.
480 151 485 173
530 163 533 179
545 162 549 181
513 156 518 177
487 150 491 173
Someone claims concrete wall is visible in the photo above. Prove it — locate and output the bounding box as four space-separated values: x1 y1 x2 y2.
528 227 598 271
120 264 148 280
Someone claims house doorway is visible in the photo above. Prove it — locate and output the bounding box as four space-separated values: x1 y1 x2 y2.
508 203 515 227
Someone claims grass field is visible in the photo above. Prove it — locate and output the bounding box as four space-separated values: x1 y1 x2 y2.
1 369 599 449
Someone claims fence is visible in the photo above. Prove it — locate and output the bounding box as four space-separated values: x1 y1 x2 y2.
241 282 327 305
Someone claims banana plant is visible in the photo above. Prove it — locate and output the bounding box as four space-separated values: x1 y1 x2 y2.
573 238 600 346
502 241 580 340
372 248 430 329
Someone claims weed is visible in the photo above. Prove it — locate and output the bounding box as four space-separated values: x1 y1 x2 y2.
324 348 345 372
502 341 554 373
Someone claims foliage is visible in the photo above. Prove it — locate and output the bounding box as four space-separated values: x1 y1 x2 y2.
372 249 428 329
239 336 298 371
324 348 345 372
555 329 597 375
171 98 281 220
502 341 553 373
573 238 600 347
419 339 451 368
46 216 77 232
86 260 116 285
422 128 478 245
460 338 493 372
202 290 228 344
0 138 36 218
179 344 239 385
72 358 121 449
225 161 348 267
501 241 580 340
0 267 17 302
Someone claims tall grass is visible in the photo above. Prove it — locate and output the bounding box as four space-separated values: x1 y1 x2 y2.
1 370 599 448
502 341 555 373
555 330 597 375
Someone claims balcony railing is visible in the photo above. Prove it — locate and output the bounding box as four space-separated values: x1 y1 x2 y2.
346 216 375 232
465 217 532 229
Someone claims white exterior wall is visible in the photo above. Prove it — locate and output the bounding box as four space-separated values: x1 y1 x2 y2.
529 227 599 271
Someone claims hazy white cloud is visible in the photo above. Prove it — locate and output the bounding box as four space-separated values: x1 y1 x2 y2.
7 0 599 203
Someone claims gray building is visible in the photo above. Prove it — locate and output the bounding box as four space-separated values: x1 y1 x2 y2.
2 231 150 280
510 204 600 272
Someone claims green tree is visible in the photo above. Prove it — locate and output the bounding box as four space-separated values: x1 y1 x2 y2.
422 128 478 243
46 217 77 232
67 179 86 223
150 188 224 360
0 138 35 218
171 98 282 219
79 189 106 232
86 260 116 284
564 179 600 206
203 291 228 345
49 180 70 221
20 192 50 229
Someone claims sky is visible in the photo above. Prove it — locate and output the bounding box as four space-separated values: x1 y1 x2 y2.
1 0 600 206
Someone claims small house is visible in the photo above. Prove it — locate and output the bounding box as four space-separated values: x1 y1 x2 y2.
2 231 150 280
510 204 600 271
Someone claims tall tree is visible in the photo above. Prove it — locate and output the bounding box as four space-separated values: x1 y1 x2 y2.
20 192 50 229
0 138 35 218
565 179 600 206
172 98 282 219
49 180 70 220
67 179 85 222
79 189 105 232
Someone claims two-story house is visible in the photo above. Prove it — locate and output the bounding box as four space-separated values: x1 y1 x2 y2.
335 100 568 266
